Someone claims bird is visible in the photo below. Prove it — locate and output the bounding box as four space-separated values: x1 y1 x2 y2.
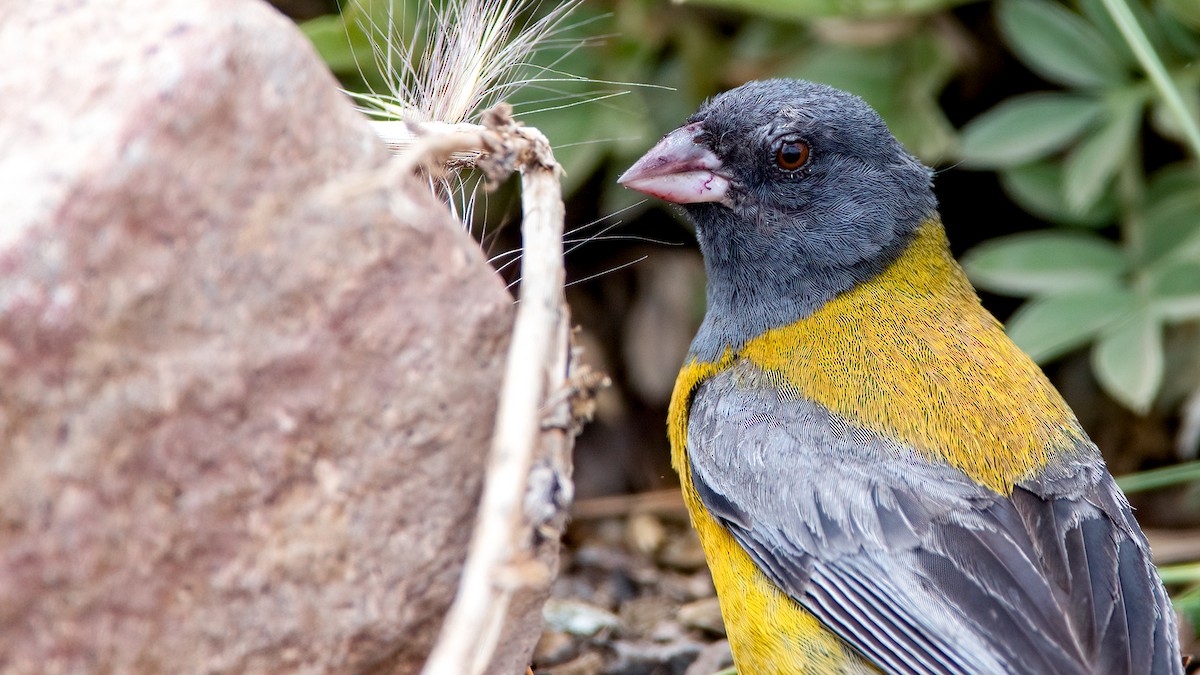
617 79 1182 675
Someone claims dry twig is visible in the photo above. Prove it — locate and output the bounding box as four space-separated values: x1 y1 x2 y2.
571 488 689 521
394 106 574 675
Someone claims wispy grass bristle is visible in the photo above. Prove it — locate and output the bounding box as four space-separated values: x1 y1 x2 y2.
350 0 589 126
341 0 673 289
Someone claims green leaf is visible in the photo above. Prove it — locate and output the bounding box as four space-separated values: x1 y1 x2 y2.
1143 171 1200 263
1005 289 1135 363
300 0 424 80
999 162 1117 228
1151 85 1200 147
675 0 972 21
1148 162 1200 201
784 32 958 160
1077 0 1156 68
1155 3 1200 60
962 231 1127 297
997 0 1128 88
1117 461 1200 494
1063 95 1143 213
1161 0 1200 42
1148 261 1200 321
887 32 960 161
1091 309 1164 414
958 94 1104 167
301 14 369 75
788 43 898 116
1173 585 1200 636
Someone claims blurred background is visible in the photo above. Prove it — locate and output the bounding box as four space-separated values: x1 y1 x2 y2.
289 0 1199 668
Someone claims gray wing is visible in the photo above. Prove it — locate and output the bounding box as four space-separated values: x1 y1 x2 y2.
688 360 1181 675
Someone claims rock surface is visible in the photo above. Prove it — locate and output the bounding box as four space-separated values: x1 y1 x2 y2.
0 0 520 672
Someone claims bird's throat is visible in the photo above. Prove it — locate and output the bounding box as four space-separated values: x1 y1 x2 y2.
688 213 912 364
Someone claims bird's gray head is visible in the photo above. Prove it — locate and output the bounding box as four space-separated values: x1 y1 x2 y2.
619 79 938 360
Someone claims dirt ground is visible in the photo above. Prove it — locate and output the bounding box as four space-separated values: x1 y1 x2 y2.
530 489 732 675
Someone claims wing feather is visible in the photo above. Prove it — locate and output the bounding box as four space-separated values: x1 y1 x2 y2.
687 360 1181 675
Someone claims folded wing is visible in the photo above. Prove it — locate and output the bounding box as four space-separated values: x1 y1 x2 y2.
687 360 1180 675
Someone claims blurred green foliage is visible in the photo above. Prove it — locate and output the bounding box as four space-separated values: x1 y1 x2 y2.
959 0 1200 416
302 0 1200 419
680 0 973 21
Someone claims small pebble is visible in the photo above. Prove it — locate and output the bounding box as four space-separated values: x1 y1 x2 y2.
543 598 621 636
683 640 734 675
678 597 725 636
619 596 677 639
609 640 705 675
532 629 577 666
657 530 706 571
626 512 667 554
540 650 605 675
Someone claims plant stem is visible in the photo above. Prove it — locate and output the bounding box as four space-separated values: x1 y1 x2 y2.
1157 562 1200 585
1116 460 1200 493
1099 0 1200 158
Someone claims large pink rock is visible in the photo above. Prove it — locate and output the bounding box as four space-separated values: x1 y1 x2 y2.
0 0 526 672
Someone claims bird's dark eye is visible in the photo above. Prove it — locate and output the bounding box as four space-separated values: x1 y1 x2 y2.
775 140 810 170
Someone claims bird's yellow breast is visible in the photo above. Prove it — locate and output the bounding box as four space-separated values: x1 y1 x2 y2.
668 220 1083 670
736 220 1082 493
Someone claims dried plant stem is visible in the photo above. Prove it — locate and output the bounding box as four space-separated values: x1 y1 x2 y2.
401 111 570 675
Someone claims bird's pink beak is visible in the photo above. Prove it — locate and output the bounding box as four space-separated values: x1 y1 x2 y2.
618 123 730 205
